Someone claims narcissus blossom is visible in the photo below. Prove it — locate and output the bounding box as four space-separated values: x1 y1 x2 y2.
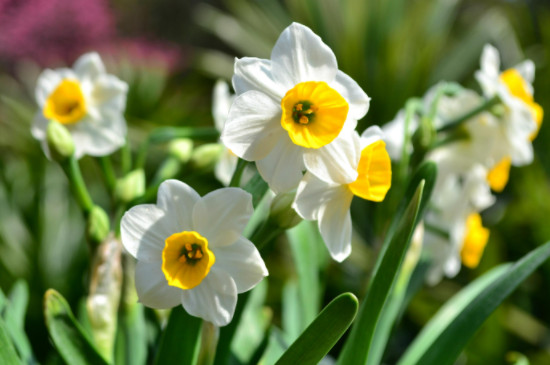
31 52 128 159
475 44 542 166
293 127 391 261
222 22 370 193
120 180 268 326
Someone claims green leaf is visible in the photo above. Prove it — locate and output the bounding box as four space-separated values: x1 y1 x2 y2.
398 241 550 365
154 306 202 365
337 181 425 365
242 172 269 208
397 263 511 365
3 281 34 364
275 293 359 365
44 289 109 365
0 317 21 365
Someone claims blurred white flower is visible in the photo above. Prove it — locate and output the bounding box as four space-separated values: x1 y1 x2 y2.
120 180 268 326
221 22 370 193
382 109 419 161
212 80 238 186
475 44 542 166
292 127 391 261
31 52 128 159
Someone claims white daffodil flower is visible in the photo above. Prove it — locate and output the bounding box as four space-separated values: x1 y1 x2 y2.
221 22 370 193
31 52 128 159
292 126 391 262
120 180 268 326
212 80 238 186
424 166 493 284
475 44 542 166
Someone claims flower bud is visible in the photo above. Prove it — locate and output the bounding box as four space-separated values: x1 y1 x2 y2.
46 121 74 161
87 205 110 244
269 192 302 229
189 143 223 171
115 169 145 203
168 138 194 164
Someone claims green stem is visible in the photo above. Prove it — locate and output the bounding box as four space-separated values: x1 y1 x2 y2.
399 98 423 181
250 218 285 251
229 159 248 187
60 156 94 215
424 222 450 239
98 156 117 193
121 141 132 174
437 95 500 133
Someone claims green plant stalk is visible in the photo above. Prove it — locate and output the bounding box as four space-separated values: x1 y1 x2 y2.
229 159 248 187
121 142 132 174
399 98 423 182
437 95 500 132
60 156 94 215
98 156 117 193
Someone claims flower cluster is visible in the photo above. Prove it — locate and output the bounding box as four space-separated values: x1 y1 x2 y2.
221 23 392 261
384 44 542 283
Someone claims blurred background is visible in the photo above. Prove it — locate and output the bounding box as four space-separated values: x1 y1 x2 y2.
1 0 550 364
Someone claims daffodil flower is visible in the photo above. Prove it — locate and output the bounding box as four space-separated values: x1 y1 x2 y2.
31 52 128 159
221 22 370 193
475 44 542 166
292 127 391 261
120 180 268 326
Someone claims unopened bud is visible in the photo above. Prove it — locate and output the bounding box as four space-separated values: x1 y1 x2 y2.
189 143 223 170
115 169 145 203
269 192 302 229
168 138 194 164
46 121 74 161
87 205 110 244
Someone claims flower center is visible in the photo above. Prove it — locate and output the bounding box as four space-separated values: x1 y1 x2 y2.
486 156 511 193
281 81 349 149
43 79 87 125
348 140 392 201
460 213 490 268
162 231 215 290
500 69 543 139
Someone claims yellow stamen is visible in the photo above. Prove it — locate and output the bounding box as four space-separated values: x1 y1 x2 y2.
348 140 392 202
43 79 87 125
487 157 511 193
162 231 215 290
500 69 543 140
460 213 490 269
281 81 349 149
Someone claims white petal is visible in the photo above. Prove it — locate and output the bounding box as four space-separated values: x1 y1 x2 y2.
31 114 52 159
211 236 268 293
35 68 76 106
293 172 337 221
92 74 128 113
360 125 384 148
212 80 233 131
232 58 285 101
303 127 359 185
514 60 535 84
214 148 238 186
256 137 305 193
120 204 170 262
271 23 338 88
135 260 181 309
74 52 106 81
331 70 370 120
156 180 201 231
317 185 354 262
193 188 253 248
70 110 126 158
181 269 238 326
480 44 500 79
221 90 283 161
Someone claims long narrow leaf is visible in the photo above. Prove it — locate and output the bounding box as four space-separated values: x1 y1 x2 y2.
0 317 21 365
275 293 359 365
398 241 550 365
337 181 425 365
44 289 109 365
154 306 202 365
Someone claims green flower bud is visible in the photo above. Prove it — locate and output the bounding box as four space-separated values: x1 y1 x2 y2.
115 169 145 203
269 192 302 229
46 121 74 161
168 138 194 164
189 143 223 171
87 205 110 244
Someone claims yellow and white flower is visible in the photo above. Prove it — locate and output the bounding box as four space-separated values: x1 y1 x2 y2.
120 180 268 326
292 127 391 261
31 52 128 159
475 44 542 166
221 22 370 193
